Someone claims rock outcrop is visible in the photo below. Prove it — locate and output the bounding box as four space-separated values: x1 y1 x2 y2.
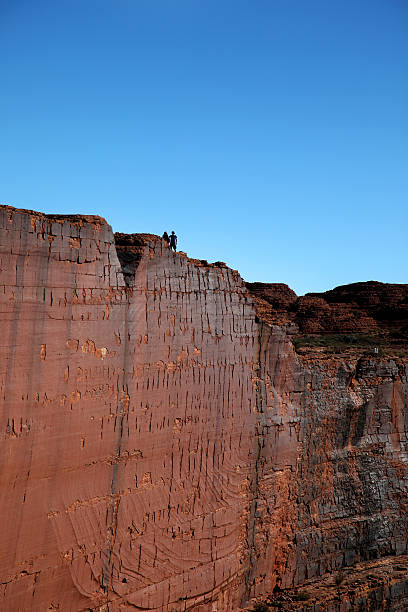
0 205 407 611
247 280 408 338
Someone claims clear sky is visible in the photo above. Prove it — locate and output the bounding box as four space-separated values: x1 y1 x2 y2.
1 0 407 295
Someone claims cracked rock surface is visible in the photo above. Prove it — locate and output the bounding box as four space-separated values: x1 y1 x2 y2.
0 205 407 611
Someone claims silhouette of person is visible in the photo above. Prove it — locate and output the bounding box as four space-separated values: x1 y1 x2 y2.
162 231 170 247
169 231 177 252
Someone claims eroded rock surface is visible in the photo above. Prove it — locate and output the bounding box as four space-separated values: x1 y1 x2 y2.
0 205 407 611
247 280 408 338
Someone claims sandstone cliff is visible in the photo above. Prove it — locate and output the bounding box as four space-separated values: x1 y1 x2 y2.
0 205 407 611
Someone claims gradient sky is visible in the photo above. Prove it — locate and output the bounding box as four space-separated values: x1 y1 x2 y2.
1 0 407 295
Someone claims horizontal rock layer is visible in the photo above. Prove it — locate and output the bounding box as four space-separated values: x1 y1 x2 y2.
0 205 407 611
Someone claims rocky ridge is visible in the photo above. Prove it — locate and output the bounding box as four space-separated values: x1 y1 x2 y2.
247 281 408 357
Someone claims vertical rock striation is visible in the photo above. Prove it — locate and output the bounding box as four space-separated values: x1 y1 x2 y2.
0 205 407 611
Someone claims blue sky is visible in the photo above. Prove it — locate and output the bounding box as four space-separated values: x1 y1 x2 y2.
1 0 407 295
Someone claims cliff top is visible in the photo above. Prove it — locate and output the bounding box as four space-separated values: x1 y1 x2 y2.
114 231 236 285
0 204 108 226
2 205 406 358
114 230 407 358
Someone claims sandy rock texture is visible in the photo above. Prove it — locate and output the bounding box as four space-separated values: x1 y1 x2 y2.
0 205 407 611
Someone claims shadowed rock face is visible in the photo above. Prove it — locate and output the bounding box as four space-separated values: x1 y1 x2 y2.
0 205 407 611
114 232 162 285
246 280 408 337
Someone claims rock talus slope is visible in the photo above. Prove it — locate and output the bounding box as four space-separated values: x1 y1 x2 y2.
0 205 407 611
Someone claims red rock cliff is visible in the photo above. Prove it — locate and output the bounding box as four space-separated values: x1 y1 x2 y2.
0 206 407 611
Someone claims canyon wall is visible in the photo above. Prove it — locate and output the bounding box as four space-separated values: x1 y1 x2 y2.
0 205 407 611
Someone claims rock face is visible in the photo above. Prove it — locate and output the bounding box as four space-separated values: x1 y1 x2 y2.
247 280 408 337
0 205 407 611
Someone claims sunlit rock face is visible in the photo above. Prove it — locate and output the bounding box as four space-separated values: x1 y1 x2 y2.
0 205 407 611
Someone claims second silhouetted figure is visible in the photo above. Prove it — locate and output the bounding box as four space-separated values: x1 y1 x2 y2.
169 231 177 252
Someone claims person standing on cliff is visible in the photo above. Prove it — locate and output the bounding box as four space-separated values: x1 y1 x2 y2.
162 231 170 247
169 231 177 252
